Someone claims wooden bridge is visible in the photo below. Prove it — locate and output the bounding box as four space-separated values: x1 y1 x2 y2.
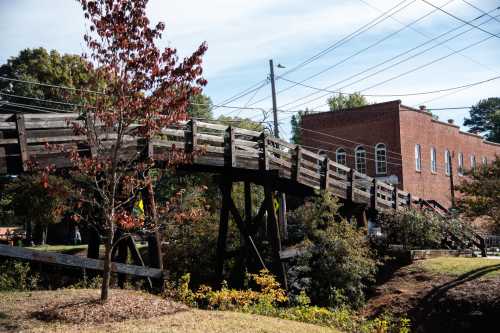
0 113 485 288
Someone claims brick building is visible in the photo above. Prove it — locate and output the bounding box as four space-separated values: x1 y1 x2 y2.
301 100 500 207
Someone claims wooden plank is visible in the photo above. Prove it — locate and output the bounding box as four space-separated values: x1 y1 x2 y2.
269 155 292 169
0 244 163 279
234 138 259 148
328 159 350 172
266 135 296 150
259 133 269 171
197 133 224 143
233 127 261 137
300 148 323 161
196 121 228 131
299 166 321 179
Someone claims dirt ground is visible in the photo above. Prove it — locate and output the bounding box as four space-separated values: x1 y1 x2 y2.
364 258 500 333
0 289 338 333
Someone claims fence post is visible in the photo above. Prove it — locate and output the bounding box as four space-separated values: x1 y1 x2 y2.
347 169 355 202
292 145 302 183
392 187 398 210
259 133 269 171
15 114 29 171
224 126 235 168
320 156 329 190
371 178 378 210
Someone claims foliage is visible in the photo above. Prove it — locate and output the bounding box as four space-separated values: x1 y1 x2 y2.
463 97 500 143
169 270 410 333
168 270 287 310
327 92 368 111
216 115 265 132
290 109 311 144
377 208 444 249
0 47 102 111
456 157 500 228
0 260 39 291
287 192 377 309
62 0 208 301
187 93 213 120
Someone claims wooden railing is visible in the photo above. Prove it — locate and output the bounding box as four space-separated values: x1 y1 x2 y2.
0 114 418 211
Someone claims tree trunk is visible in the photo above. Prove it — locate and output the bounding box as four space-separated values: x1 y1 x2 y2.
41 225 48 245
100 234 113 302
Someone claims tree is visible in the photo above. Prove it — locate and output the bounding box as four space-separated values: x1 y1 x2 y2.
0 48 101 111
456 157 500 231
327 92 368 111
463 97 500 143
66 0 207 302
290 110 310 145
216 115 264 132
187 93 213 120
287 192 377 308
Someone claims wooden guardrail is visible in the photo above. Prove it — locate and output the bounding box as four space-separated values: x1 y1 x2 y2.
0 114 418 211
0 244 163 279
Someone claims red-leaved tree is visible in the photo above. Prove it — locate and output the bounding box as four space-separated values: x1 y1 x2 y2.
72 0 207 301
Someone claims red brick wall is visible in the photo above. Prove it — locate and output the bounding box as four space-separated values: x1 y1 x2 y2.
399 106 500 207
301 100 404 185
301 101 500 208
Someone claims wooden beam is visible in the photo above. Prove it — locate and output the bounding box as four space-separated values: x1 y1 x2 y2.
347 169 355 202
264 186 287 289
371 179 378 210
259 133 269 171
224 126 236 168
15 114 29 171
0 244 163 279
292 146 302 183
216 181 230 284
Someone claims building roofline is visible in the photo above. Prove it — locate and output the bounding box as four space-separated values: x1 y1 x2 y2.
301 100 402 118
484 140 500 147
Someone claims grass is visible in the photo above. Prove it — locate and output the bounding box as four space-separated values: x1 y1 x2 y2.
418 257 500 278
0 289 340 333
27 244 89 254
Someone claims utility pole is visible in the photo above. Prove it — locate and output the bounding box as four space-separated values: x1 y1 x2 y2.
269 59 287 240
448 151 456 208
269 59 279 138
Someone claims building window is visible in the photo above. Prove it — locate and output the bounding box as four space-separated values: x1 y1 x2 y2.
444 149 451 176
458 153 464 176
470 155 476 170
415 144 421 172
335 148 347 174
375 143 387 175
355 146 366 174
482 156 487 166
430 147 437 173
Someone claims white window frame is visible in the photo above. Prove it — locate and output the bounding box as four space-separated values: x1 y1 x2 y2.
444 150 451 176
458 152 464 176
482 156 487 166
375 143 387 175
355 146 367 174
415 144 421 172
470 155 476 170
430 147 437 173
335 148 347 174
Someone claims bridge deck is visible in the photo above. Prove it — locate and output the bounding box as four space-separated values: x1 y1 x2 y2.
0 113 417 211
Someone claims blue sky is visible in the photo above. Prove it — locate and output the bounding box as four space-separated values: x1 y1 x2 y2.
1 0 499 139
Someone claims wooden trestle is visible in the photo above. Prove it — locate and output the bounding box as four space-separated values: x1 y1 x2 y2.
0 113 428 287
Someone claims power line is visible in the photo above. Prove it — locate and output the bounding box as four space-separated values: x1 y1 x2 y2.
261 0 443 103
248 0 415 106
358 0 499 73
421 0 500 38
0 76 103 95
282 9 499 110
278 74 500 98
461 0 500 23
213 79 268 110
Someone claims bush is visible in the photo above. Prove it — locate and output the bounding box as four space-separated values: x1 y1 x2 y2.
0 260 39 291
287 192 378 309
377 208 443 249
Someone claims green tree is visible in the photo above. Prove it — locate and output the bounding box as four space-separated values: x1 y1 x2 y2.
463 97 500 143
290 109 311 145
327 92 368 111
0 47 101 111
187 93 213 120
456 157 500 230
217 115 264 132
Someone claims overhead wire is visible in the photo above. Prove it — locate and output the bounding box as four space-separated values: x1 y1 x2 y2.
282 9 500 111
247 0 416 106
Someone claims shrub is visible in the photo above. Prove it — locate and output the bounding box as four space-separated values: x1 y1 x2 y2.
287 192 378 309
377 208 443 249
0 260 39 291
